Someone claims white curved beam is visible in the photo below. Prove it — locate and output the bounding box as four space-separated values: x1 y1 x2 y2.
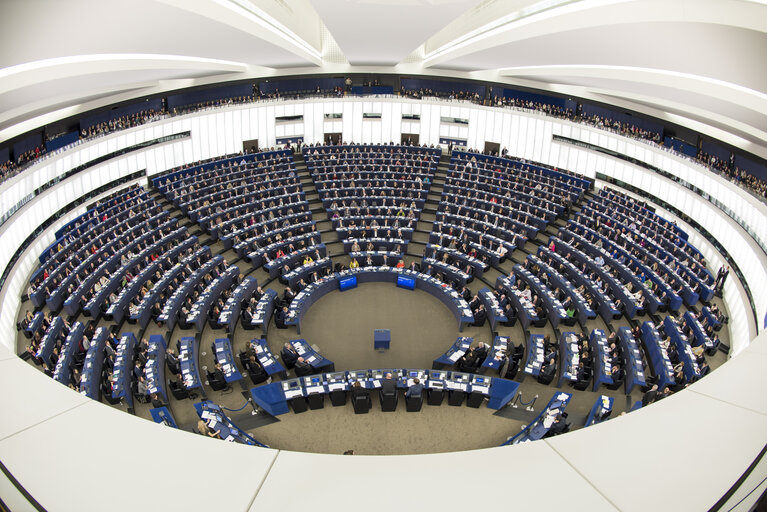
423 0 767 67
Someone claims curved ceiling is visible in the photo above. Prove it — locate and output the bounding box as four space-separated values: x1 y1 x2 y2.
1 0 766 157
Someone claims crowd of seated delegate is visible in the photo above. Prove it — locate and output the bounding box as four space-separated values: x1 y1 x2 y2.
570 193 712 304
568 215 695 308
28 188 166 307
562 222 667 310
533 252 601 318
157 153 317 266
236 285 267 327
546 238 633 318
18 315 108 394
594 188 712 284
430 152 585 268
306 143 437 255
34 184 145 276
271 259 473 331
164 154 302 235
152 255 231 329
64 218 184 316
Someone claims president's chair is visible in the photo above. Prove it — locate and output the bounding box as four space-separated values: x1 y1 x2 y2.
379 389 398 412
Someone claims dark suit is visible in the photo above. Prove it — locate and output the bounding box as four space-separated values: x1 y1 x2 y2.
212 368 226 383
405 382 423 398
472 307 487 326
294 359 313 377
351 386 369 400
473 345 488 361
381 377 396 396
281 347 299 368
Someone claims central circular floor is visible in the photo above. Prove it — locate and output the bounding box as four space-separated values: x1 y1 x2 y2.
256 282 515 455
268 282 491 371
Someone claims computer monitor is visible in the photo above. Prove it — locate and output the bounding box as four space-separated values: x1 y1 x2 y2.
475 377 485 384
409 371 418 377
311 377 320 384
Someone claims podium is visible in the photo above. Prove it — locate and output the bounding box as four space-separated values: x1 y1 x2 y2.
374 329 390 350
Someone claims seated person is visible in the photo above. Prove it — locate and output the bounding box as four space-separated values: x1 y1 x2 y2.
471 304 487 326
274 306 290 329
351 381 369 401
405 377 423 398
210 362 226 383
380 372 396 397
457 348 480 372
294 356 314 377
545 414 568 437
473 341 488 361
280 343 299 369
349 258 360 269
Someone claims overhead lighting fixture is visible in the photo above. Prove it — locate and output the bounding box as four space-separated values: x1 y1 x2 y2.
216 0 322 61
423 0 620 65
0 54 248 81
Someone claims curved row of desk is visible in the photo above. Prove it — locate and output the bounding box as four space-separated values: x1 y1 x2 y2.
250 367 520 416
285 266 474 333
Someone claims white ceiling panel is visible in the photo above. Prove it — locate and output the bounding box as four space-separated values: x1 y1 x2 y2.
309 0 481 65
0 0 314 69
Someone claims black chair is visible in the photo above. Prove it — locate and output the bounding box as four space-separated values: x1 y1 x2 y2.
248 364 269 385
573 369 591 391
169 380 189 400
502 359 519 380
207 370 230 392
512 344 525 363
289 397 308 413
427 388 444 406
352 391 372 414
103 383 121 405
537 367 555 385
405 393 423 412
606 376 624 391
238 351 249 368
379 389 398 411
